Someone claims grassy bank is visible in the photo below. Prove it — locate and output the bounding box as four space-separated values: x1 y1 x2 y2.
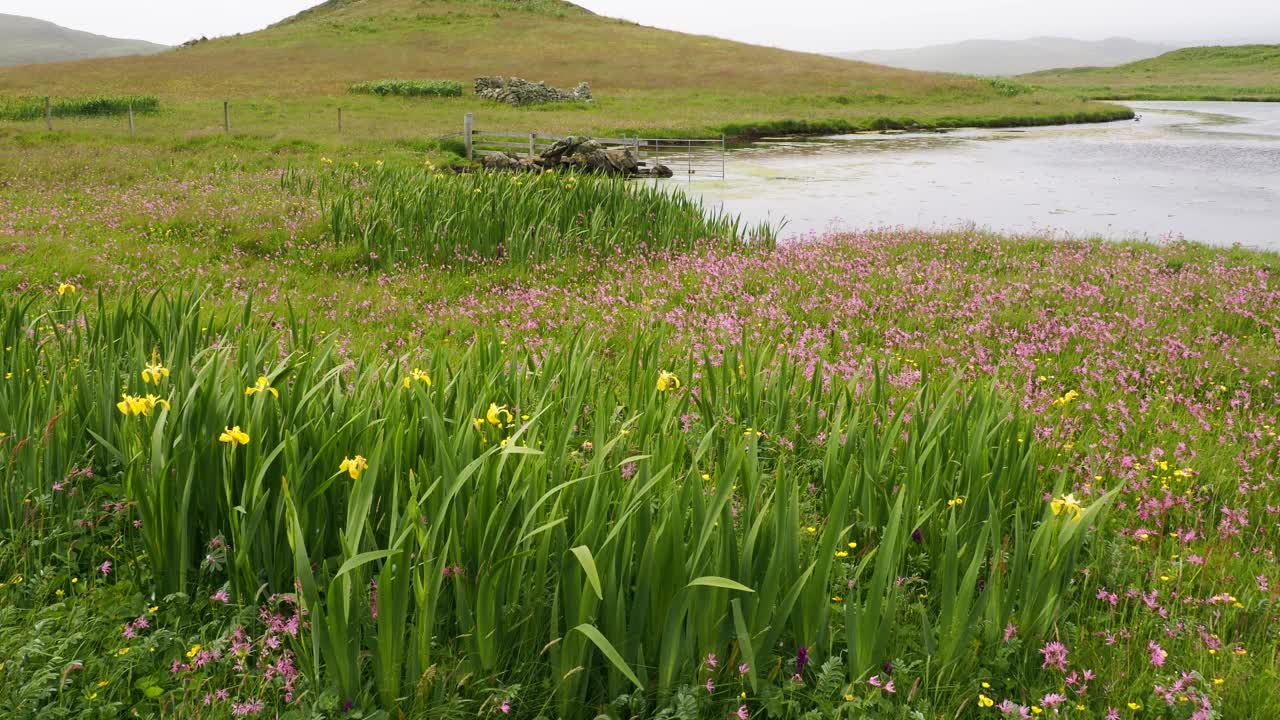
1025 45 1280 101
1 131 1278 717
0 0 1133 144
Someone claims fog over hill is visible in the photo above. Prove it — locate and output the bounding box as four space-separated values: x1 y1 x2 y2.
836 37 1178 76
0 13 168 68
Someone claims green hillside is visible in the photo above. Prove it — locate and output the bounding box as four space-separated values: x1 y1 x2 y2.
1025 44 1280 100
0 0 1130 141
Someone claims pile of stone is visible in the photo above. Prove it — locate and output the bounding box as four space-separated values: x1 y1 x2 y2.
480 136 673 178
474 76 593 106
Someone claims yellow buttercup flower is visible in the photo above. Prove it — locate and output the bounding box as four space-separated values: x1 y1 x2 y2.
245 376 279 398
57 282 77 296
977 694 995 708
656 370 681 392
141 363 169 385
339 455 369 481
219 426 250 447
947 496 965 507
1128 702 1142 711
186 644 202 659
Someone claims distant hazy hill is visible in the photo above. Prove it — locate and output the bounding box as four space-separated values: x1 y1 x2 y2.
0 14 167 67
837 37 1176 76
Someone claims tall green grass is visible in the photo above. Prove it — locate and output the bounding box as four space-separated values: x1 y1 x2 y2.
1 290 1110 714
348 79 464 97
281 165 776 268
0 95 160 121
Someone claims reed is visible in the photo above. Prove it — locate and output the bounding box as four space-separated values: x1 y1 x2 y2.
0 290 1109 715
281 165 776 269
347 80 464 98
0 95 159 121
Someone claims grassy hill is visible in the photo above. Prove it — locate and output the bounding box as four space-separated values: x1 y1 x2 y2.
1024 44 1280 100
0 0 1130 141
0 13 167 67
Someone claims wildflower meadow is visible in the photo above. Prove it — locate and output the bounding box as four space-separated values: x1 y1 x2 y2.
0 143 1277 720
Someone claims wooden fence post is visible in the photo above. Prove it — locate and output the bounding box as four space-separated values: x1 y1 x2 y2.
128 104 135 138
223 101 230 133
44 97 51 131
529 132 536 157
338 107 343 134
463 113 474 161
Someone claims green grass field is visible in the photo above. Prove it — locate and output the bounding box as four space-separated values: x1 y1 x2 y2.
1025 45 1280 101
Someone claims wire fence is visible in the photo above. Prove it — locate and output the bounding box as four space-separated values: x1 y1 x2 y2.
2 103 729 181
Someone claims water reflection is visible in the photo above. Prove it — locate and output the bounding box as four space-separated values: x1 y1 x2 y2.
670 102 1280 249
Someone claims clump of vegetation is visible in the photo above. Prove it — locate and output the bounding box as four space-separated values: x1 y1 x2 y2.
0 94 159 121
985 77 1034 97
347 79 463 98
281 164 774 268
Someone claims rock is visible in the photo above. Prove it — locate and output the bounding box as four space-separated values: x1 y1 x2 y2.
481 151 523 171
604 147 639 174
474 76 594 106
481 136 672 178
481 151 542 172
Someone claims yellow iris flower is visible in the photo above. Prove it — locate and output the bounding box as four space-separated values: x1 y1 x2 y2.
339 455 369 480
219 426 250 447
487 403 512 426
1049 493 1084 521
402 368 432 389
245 376 279 398
141 363 169 385
116 393 170 417
656 370 681 392
1053 390 1079 407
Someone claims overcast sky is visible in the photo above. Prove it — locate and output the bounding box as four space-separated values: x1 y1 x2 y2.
6 0 1278 50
